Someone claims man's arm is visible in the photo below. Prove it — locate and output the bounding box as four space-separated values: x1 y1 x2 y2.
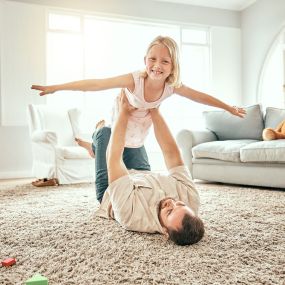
107 91 135 183
149 108 184 170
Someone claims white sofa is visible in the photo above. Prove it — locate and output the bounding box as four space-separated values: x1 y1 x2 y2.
177 105 285 189
27 104 95 184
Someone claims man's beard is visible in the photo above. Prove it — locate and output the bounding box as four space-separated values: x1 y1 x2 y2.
157 197 175 225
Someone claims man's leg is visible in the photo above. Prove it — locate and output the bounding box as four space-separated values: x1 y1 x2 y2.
93 126 111 202
75 120 106 158
94 130 151 202
123 146 151 171
75 138 95 158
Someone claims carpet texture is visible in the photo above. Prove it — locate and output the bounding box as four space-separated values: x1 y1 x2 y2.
0 182 284 285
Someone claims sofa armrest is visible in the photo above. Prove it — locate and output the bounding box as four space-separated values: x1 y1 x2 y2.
176 129 217 174
176 129 217 149
31 130 58 145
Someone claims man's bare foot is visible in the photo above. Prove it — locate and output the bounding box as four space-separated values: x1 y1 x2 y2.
75 138 95 158
96 119 105 130
75 120 105 158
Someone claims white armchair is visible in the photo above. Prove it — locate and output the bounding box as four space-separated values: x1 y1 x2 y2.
27 104 95 184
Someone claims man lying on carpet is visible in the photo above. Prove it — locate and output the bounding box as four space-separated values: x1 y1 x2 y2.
94 90 204 246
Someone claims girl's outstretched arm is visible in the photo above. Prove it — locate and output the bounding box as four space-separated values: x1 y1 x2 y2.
31 73 134 96
175 85 246 118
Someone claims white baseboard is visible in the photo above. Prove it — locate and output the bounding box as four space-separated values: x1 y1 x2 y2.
0 170 33 179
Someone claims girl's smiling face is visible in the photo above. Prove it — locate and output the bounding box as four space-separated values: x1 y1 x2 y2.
144 44 173 82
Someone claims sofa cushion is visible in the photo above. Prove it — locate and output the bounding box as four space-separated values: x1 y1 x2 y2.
264 107 285 128
203 104 264 140
240 140 285 162
57 146 92 159
192 140 257 162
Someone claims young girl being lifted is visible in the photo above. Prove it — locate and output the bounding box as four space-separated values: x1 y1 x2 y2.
32 35 245 157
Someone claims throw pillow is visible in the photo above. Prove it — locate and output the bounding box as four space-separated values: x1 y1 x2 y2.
264 107 285 128
203 104 264 140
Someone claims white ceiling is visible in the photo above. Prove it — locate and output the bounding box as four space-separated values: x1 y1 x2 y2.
154 0 257 11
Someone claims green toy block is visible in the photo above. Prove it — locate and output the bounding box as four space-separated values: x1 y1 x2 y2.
25 273 48 285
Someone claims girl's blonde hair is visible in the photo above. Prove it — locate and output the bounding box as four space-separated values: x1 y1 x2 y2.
141 36 181 88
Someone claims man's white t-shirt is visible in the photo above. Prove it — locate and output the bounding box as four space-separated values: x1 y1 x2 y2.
95 166 200 234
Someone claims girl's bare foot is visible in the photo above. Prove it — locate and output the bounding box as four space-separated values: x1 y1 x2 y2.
75 120 105 158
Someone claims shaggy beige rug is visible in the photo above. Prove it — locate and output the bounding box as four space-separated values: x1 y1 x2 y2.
0 181 284 285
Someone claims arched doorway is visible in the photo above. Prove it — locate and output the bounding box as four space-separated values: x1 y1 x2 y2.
258 27 285 109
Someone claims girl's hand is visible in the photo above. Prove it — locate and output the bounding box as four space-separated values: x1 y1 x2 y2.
118 89 137 114
228 105 246 118
31 85 56 96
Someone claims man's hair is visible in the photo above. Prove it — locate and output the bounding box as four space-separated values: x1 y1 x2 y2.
168 214 205 246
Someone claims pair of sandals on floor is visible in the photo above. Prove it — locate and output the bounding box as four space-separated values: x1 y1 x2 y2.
32 178 59 187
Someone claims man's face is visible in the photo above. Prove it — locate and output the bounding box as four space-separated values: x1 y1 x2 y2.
158 197 195 232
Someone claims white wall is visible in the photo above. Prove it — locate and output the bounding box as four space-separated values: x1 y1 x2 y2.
2 1 46 125
241 0 285 105
0 0 242 178
211 27 241 105
0 1 46 178
0 3 33 178
8 0 240 28
0 0 2 108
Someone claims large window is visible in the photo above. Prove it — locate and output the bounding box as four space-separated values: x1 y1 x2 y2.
47 11 210 161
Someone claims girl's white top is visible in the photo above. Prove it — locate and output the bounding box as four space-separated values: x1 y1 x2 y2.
112 70 174 148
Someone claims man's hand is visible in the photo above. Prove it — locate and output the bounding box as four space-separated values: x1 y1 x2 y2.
107 89 135 184
149 107 159 115
118 89 137 114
